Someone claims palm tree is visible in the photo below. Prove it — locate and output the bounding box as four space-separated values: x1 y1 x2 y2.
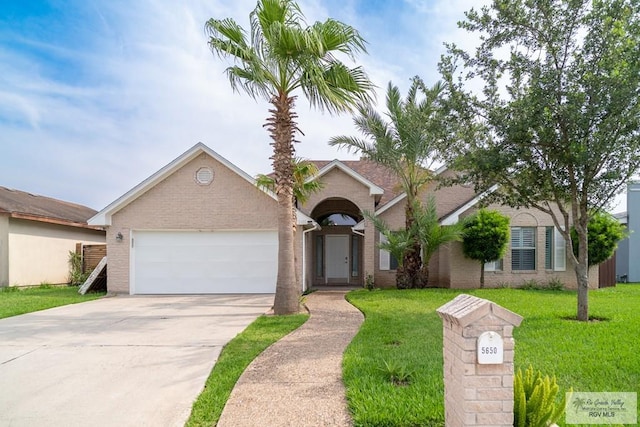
412 197 464 285
330 77 445 288
256 158 323 208
206 0 374 314
364 212 415 271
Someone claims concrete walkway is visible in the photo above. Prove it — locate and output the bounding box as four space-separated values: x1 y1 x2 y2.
218 290 364 427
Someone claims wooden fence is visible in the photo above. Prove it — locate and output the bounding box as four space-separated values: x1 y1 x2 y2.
598 254 616 288
75 244 107 274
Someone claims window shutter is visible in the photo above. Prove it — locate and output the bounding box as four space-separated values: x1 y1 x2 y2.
545 227 553 269
554 227 566 271
379 232 390 271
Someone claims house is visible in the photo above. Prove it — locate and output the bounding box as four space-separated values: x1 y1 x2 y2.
614 181 640 282
88 143 598 294
0 187 106 287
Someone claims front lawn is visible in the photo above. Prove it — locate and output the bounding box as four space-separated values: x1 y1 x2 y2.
0 285 104 319
344 284 640 427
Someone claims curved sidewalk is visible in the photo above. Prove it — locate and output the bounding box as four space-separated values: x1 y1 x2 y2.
218 290 364 427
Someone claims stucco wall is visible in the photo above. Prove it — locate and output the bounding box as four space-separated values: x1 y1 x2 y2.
107 153 280 293
0 215 9 287
7 218 105 286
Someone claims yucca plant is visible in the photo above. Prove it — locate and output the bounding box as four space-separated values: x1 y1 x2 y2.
514 365 570 427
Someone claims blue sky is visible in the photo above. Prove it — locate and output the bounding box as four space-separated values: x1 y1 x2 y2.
0 0 627 212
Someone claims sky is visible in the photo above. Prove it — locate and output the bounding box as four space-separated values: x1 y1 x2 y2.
0 0 627 213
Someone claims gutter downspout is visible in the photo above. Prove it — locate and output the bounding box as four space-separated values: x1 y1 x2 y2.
351 228 365 237
302 221 320 293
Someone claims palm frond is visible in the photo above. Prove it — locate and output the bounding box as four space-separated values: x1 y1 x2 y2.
207 0 373 112
300 62 374 113
328 135 373 154
412 197 464 262
363 211 414 267
310 19 367 59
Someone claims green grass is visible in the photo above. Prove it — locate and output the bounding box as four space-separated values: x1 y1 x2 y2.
186 313 308 427
344 284 640 427
0 285 105 319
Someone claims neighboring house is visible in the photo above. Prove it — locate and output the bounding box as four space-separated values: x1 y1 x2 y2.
89 143 598 295
614 181 640 282
0 187 106 287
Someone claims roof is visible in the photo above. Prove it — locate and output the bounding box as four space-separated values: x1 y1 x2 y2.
309 159 400 206
440 185 499 225
613 211 627 225
313 160 384 198
89 142 315 227
0 186 99 229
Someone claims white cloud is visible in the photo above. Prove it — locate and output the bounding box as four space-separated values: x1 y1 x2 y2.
0 0 491 209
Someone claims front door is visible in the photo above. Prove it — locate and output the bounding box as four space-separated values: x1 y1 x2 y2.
325 235 349 283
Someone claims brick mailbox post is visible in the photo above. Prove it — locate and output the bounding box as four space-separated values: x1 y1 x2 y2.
437 294 523 427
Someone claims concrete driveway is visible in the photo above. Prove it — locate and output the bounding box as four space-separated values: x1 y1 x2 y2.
0 294 273 427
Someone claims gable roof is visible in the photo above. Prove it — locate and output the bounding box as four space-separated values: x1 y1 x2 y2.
312 160 384 198
0 186 99 229
310 159 399 206
440 185 499 225
89 142 315 227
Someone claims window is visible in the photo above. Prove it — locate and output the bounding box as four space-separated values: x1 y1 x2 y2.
511 227 536 270
485 259 503 271
351 235 360 277
379 232 400 271
315 236 324 278
545 226 566 271
390 253 399 270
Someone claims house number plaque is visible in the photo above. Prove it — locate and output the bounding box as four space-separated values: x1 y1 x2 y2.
477 331 504 364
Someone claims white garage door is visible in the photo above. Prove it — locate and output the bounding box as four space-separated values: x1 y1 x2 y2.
132 230 277 294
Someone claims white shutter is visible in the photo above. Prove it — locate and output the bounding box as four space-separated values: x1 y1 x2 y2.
379 232 390 271
554 227 566 271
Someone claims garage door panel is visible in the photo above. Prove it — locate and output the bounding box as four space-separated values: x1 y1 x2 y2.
133 231 277 294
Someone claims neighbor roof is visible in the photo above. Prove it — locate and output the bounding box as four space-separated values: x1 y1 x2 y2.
0 186 99 229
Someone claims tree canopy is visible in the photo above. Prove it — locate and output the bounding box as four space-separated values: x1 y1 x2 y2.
440 0 640 320
571 211 628 266
462 209 510 287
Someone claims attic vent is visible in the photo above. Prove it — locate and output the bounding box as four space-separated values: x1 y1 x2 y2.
195 167 214 185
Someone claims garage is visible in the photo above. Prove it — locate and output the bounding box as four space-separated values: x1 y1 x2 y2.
132 230 278 294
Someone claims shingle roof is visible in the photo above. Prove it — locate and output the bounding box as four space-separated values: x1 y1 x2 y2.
309 159 401 206
0 186 99 228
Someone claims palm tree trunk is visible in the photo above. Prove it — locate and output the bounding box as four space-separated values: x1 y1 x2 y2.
267 94 300 315
399 200 422 289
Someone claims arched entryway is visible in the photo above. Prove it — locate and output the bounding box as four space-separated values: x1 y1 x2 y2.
310 198 363 286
